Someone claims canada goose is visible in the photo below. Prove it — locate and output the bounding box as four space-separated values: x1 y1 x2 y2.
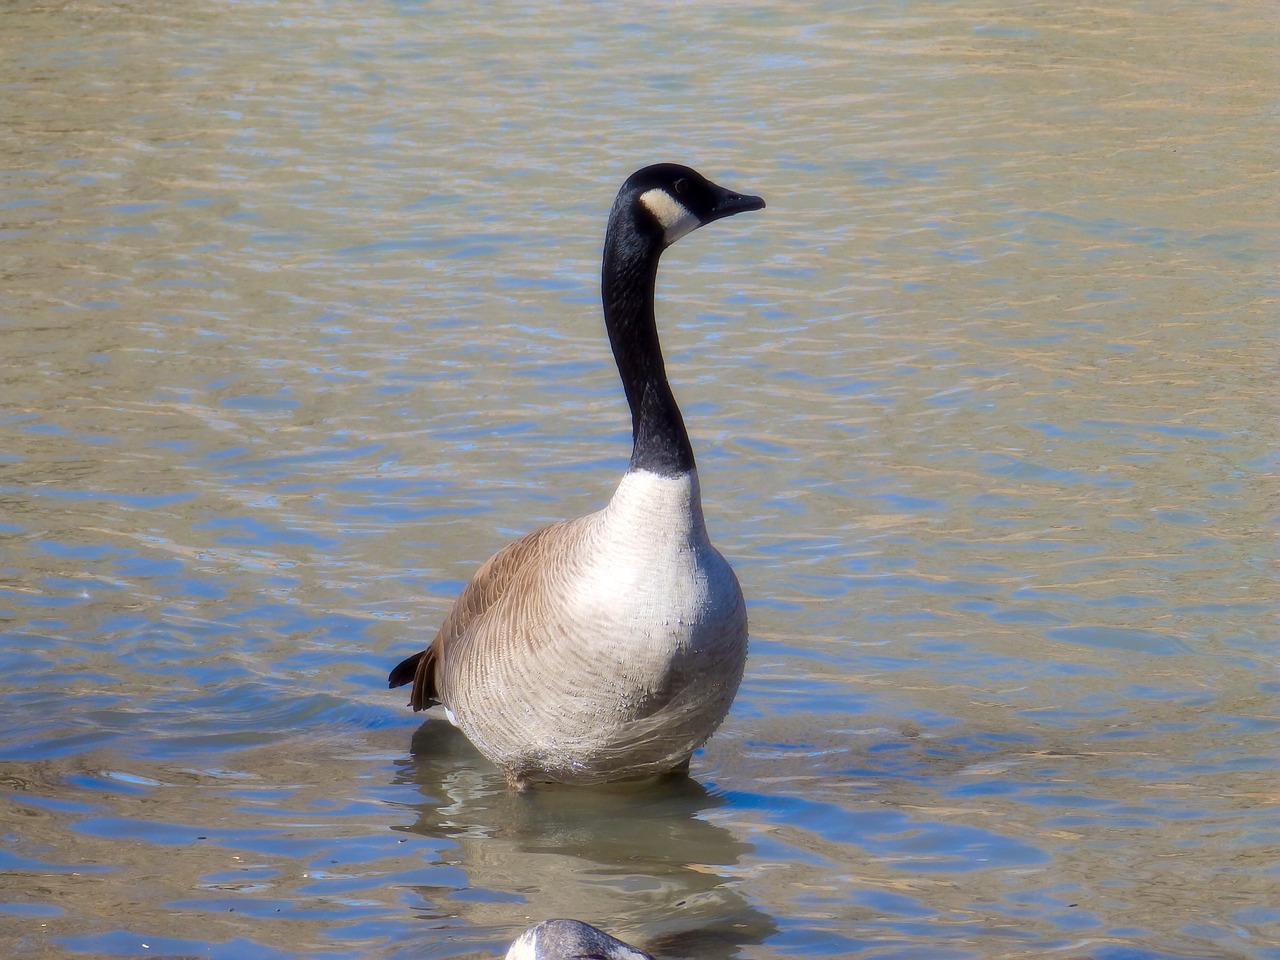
389 163 764 789
506 919 653 960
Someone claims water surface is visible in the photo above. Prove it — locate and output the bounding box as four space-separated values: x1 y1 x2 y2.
2 1 1276 958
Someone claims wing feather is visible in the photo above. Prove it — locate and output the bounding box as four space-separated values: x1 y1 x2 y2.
387 520 575 711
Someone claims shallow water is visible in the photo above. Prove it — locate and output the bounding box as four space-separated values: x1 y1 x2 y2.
2 1 1277 958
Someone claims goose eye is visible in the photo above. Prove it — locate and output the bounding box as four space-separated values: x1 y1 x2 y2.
673 178 689 195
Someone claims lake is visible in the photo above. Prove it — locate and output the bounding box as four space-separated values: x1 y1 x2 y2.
1 1 1276 958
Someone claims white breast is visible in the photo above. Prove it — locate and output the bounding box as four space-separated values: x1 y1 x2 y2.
580 468 723 619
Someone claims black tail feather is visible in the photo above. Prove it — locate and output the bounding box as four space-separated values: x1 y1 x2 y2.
388 650 425 689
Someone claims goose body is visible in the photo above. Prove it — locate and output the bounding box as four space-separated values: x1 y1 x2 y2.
506 920 652 960
389 164 764 789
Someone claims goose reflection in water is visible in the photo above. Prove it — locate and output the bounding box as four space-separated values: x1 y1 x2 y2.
391 720 775 960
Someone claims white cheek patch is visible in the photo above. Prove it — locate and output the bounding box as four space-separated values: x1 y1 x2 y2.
505 929 537 960
639 187 700 244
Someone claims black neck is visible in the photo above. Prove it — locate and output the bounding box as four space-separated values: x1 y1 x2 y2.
601 208 696 478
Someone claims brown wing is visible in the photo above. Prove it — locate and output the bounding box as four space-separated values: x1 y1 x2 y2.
387 521 570 712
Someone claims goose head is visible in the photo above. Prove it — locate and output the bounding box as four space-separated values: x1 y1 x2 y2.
614 163 765 248
599 163 764 478
505 919 654 960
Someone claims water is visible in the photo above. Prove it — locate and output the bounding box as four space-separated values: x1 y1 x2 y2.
2 1 1276 957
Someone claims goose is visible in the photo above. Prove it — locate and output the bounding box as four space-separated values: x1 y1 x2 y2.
506 919 653 960
388 163 764 789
